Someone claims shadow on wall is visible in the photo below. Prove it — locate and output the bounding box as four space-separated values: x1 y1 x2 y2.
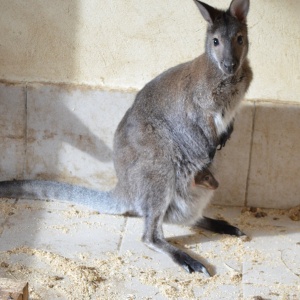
0 1 134 188
25 84 114 181
25 84 136 187
0 81 135 188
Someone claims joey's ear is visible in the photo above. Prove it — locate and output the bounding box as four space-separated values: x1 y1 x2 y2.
194 1 222 24
229 0 249 23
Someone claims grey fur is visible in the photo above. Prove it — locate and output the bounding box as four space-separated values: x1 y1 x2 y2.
0 0 252 275
0 180 129 214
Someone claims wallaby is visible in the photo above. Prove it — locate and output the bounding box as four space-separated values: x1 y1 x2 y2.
0 0 252 276
193 168 219 190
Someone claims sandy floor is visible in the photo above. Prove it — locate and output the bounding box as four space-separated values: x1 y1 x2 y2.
0 198 299 300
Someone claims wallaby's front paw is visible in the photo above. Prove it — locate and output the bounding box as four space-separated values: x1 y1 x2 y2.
172 251 211 277
217 134 230 150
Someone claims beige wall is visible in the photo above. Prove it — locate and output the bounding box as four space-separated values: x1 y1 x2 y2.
1 0 299 102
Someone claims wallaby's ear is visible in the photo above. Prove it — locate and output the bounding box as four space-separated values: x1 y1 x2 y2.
229 0 249 23
194 1 222 24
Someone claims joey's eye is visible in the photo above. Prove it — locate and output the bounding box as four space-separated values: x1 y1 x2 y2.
204 176 210 181
237 35 243 45
213 38 219 46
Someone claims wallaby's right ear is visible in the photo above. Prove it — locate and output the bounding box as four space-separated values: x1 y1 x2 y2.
229 0 250 23
194 1 221 24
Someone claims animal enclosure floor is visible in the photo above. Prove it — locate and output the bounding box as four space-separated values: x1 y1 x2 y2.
0 199 299 300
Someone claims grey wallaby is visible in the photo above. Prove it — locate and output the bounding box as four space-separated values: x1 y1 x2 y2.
0 0 252 276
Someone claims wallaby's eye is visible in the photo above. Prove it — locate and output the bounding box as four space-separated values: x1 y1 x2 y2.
204 176 210 181
237 35 243 45
213 38 219 46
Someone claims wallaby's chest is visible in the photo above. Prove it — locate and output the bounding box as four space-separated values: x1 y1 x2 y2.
210 73 247 135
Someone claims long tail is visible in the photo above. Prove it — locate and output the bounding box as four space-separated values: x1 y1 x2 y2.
0 180 129 214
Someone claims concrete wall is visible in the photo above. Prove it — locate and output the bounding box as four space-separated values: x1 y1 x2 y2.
0 1 299 209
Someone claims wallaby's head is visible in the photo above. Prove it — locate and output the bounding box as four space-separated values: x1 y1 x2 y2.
195 0 250 76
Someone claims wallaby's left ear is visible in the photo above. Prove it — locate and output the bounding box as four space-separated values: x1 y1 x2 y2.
194 0 222 24
229 0 249 23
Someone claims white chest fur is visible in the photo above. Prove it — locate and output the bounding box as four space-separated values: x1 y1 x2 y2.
214 107 237 135
211 70 248 136
213 89 243 136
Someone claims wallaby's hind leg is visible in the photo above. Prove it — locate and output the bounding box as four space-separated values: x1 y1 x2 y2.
195 217 245 236
142 211 211 276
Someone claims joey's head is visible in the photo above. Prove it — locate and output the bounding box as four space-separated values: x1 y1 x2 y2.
194 169 219 190
195 0 250 76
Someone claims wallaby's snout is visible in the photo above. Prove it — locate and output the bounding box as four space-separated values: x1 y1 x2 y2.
222 26 249 75
223 60 237 74
222 48 239 74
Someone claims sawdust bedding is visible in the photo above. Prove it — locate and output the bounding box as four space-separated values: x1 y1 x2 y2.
0 246 245 300
0 200 299 299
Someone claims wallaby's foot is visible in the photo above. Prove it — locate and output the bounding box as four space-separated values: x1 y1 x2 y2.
195 217 245 236
142 217 211 276
144 237 211 276
172 250 211 276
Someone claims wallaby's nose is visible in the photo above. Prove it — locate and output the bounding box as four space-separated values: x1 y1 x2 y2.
223 60 237 74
